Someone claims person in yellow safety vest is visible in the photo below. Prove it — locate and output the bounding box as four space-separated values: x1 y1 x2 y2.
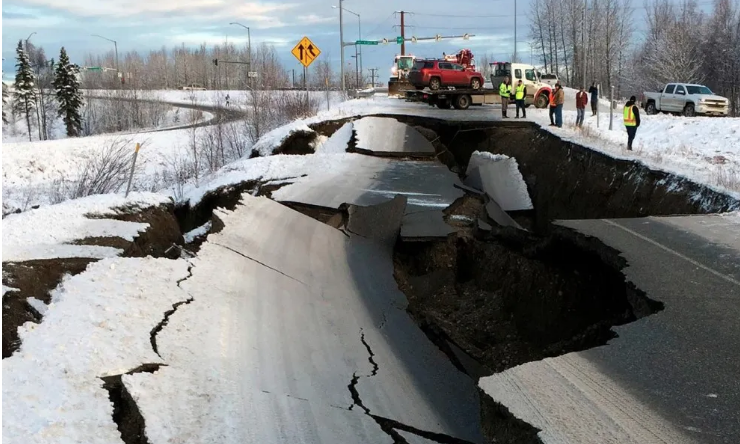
514 80 527 118
499 76 512 118
623 95 641 151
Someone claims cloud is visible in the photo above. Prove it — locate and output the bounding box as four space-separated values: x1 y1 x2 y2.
15 0 297 19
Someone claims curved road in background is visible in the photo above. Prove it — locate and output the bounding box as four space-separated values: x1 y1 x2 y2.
84 94 249 132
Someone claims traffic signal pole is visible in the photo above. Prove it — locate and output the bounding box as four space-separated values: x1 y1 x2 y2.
400 11 406 56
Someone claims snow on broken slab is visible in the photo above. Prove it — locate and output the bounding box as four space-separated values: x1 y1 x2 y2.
2 257 191 444
2 192 171 262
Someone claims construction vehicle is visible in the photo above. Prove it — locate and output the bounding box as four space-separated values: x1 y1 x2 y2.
443 49 476 71
388 54 417 96
489 62 551 108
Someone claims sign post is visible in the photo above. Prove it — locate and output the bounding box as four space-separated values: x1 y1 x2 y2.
125 143 141 198
292 36 321 112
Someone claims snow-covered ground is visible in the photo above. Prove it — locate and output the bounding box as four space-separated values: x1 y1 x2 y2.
2 102 214 144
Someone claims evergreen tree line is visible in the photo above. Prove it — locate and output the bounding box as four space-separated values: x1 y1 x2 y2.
528 0 740 115
4 41 84 141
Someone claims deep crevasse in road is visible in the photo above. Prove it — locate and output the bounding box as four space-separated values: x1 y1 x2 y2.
124 195 486 444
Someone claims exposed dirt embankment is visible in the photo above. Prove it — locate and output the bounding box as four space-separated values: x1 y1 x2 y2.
394 224 662 376
2 204 182 358
367 115 740 231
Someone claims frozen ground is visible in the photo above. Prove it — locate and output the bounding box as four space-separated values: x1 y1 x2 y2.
2 192 171 262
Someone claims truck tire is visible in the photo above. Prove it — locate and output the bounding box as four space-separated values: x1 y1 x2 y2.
470 78 482 90
683 103 695 117
454 94 471 110
535 94 548 109
429 77 442 90
645 101 657 115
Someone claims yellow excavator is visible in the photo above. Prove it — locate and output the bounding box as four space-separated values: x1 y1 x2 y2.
388 54 417 97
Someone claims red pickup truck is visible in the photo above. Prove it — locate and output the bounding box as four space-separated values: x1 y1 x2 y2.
408 60 484 91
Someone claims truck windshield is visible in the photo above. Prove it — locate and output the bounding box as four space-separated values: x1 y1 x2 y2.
686 85 713 95
398 58 414 70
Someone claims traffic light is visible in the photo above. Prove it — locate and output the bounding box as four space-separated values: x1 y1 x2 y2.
213 59 218 66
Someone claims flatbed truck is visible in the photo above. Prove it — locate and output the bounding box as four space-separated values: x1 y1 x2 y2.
405 88 502 110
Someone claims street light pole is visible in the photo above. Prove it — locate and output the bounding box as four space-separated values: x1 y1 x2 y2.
230 22 252 88
92 34 119 85
333 5 361 89
25 32 36 53
229 22 251 64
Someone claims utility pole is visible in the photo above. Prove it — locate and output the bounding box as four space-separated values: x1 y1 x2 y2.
339 0 345 91
369 68 377 88
400 11 406 56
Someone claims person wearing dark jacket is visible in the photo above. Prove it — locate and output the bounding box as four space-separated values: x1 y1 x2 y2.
575 86 588 127
623 96 641 150
588 82 598 116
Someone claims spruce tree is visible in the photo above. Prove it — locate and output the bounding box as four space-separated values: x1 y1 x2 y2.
2 82 8 124
12 40 37 141
53 47 83 137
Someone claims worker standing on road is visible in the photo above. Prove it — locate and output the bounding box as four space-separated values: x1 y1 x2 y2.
575 86 588 127
589 82 598 116
554 83 565 128
514 80 527 118
548 88 557 126
499 76 512 118
623 95 641 151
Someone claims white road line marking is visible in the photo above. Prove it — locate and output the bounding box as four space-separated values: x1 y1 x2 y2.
602 219 740 287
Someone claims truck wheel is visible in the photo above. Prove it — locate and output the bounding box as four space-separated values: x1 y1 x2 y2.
470 78 482 90
645 102 657 115
683 103 695 117
454 94 471 110
429 78 441 90
535 94 548 109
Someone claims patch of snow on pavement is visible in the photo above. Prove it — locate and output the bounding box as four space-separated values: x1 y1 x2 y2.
2 257 190 444
2 192 170 262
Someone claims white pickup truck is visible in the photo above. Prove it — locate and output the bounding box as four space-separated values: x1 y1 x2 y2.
642 83 729 117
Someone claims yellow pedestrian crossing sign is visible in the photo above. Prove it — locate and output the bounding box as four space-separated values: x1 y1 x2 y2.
292 36 321 68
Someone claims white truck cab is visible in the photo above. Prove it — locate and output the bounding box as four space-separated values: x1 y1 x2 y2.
489 62 552 108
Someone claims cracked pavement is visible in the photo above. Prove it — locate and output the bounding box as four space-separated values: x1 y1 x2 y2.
124 195 486 444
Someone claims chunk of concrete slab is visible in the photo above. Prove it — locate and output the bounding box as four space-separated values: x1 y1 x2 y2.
401 210 456 240
354 117 436 157
347 195 407 248
464 152 533 211
485 198 523 229
315 121 353 154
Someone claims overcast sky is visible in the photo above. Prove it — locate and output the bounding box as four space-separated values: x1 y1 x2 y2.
1 0 534 80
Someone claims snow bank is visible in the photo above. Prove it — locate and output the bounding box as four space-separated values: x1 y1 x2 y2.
251 120 315 156
528 108 740 198
2 192 170 262
2 257 190 444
